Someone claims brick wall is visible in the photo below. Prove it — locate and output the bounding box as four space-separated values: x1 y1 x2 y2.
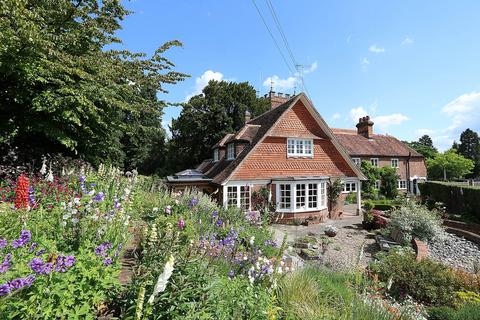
354 156 426 180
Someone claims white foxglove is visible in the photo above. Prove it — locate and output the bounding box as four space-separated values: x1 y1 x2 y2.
147 255 175 304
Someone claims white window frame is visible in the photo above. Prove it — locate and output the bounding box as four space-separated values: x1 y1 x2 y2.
370 158 379 167
374 180 381 190
352 158 361 166
226 185 251 210
213 149 219 162
342 181 357 193
398 180 407 190
287 138 313 158
391 158 399 168
227 143 235 160
276 180 327 213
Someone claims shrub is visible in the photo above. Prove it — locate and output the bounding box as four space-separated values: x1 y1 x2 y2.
419 181 480 221
428 303 480 320
379 167 399 199
387 202 443 243
369 248 461 306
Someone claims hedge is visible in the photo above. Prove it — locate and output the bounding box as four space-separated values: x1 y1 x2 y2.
418 181 480 219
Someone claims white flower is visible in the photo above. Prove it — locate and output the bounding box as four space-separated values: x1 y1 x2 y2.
152 207 159 212
249 236 255 245
148 255 175 304
46 166 54 182
71 218 79 225
40 159 47 175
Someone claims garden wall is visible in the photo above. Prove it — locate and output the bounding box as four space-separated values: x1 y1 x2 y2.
418 181 480 219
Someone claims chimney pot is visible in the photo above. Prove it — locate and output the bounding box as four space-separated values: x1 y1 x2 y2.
356 115 374 138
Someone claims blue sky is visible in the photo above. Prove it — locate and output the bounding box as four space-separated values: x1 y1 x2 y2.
115 0 480 150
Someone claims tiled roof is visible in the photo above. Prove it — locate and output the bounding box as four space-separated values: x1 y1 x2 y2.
332 128 423 157
204 98 295 185
212 133 235 149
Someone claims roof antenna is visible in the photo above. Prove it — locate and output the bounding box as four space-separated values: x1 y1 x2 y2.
270 79 274 93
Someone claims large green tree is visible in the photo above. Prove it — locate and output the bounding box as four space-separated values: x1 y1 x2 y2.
405 135 438 159
457 128 480 178
0 0 187 171
426 149 474 180
168 80 270 172
360 160 380 199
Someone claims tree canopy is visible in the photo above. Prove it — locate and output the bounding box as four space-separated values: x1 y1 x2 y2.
405 135 438 159
457 128 480 178
426 149 474 180
0 0 187 173
168 80 270 173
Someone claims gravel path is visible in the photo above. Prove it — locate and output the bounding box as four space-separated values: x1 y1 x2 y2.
428 232 480 273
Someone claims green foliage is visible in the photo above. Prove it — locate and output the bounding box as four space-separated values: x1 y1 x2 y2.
405 135 438 159
387 202 443 243
457 129 480 178
419 181 480 220
369 248 462 306
328 179 343 212
379 166 399 199
426 149 474 180
360 161 380 199
168 80 270 172
428 303 480 320
0 0 187 172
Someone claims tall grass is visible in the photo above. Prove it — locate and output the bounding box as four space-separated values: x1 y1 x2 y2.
277 265 410 320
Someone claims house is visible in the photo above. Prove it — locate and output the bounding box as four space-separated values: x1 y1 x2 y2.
167 92 365 221
332 116 427 195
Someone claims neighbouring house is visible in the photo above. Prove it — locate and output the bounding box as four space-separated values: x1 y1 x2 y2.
167 92 365 222
332 116 427 195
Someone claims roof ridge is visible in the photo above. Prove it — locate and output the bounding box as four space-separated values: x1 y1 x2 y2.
247 94 299 124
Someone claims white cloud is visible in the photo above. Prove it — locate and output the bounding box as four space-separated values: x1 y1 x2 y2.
185 70 224 101
304 61 318 74
402 36 414 45
331 112 341 120
441 91 480 134
263 75 298 91
349 107 368 123
417 128 436 136
373 114 409 129
369 44 386 53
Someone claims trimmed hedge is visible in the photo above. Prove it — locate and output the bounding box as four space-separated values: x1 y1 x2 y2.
419 181 480 219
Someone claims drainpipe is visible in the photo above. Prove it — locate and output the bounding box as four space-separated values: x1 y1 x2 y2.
406 152 411 194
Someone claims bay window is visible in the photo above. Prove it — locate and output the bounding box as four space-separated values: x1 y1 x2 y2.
287 138 313 157
276 181 327 212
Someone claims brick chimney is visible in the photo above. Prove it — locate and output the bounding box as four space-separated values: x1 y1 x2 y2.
265 91 291 109
356 116 374 138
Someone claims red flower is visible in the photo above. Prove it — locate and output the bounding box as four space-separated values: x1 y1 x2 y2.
14 175 30 209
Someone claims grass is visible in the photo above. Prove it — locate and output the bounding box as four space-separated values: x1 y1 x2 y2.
276 266 409 320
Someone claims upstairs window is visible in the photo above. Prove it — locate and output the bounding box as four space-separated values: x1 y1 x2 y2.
370 158 379 167
227 143 235 160
213 149 219 162
287 138 313 157
352 158 361 166
391 158 399 168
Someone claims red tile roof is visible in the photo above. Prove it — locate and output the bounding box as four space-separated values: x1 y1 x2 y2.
332 128 423 157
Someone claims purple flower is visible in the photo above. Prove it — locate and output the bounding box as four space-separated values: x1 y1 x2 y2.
177 218 185 230
29 242 38 253
29 258 45 274
114 244 123 257
0 283 10 296
0 254 12 273
79 175 86 183
55 255 75 272
0 239 7 249
35 248 46 256
103 258 112 266
212 211 218 218
28 186 36 206
90 183 96 187
95 242 112 257
228 270 235 278
11 230 31 248
8 275 35 290
216 219 223 227
43 262 54 274
93 192 105 202
188 198 198 208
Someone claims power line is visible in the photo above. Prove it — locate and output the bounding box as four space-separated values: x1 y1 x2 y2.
250 0 296 76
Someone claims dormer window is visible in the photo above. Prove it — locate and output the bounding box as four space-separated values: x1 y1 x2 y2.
213 149 219 162
287 138 313 157
227 143 235 160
